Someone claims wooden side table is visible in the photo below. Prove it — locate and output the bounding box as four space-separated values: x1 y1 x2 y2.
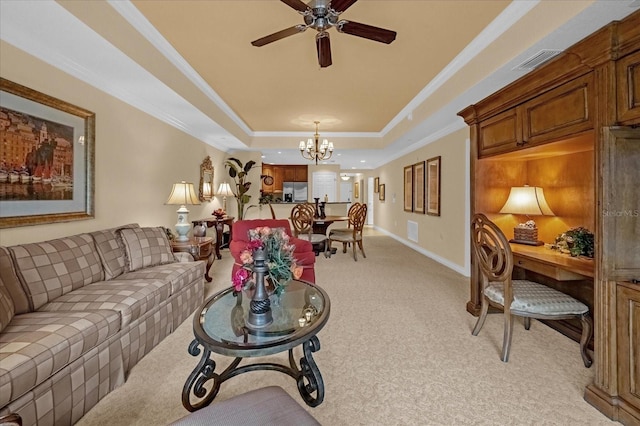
171 236 214 282
192 217 234 259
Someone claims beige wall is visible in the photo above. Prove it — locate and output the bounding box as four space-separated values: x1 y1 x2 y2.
372 129 469 274
0 41 227 246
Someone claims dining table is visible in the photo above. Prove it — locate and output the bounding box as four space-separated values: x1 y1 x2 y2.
312 215 349 235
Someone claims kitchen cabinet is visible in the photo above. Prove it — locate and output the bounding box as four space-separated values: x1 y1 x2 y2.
261 165 308 194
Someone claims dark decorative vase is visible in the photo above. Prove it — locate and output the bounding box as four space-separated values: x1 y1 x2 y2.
313 198 320 218
246 247 273 329
319 202 326 219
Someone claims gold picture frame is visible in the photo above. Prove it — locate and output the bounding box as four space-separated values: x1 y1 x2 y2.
374 177 379 193
403 165 413 212
354 181 359 199
199 156 214 202
426 156 441 216
413 161 425 214
0 78 95 228
378 183 385 201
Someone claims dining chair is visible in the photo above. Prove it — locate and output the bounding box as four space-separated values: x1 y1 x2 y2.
327 202 361 237
290 203 330 257
327 203 367 261
471 213 592 367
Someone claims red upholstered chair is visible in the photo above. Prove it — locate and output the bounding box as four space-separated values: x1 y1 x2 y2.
230 219 316 283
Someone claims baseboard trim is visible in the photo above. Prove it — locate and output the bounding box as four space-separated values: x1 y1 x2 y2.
373 226 468 277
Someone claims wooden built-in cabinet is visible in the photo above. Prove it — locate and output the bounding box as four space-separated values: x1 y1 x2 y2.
459 11 640 425
616 51 640 124
261 164 307 193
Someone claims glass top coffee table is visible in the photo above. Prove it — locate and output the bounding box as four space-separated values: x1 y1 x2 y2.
182 279 330 412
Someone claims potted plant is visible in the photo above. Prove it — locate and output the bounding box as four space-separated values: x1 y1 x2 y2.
552 226 595 258
225 157 256 220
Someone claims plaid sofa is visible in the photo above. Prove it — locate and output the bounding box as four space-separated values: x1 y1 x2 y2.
0 224 205 426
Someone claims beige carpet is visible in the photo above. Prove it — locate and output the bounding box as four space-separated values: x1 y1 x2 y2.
76 229 614 425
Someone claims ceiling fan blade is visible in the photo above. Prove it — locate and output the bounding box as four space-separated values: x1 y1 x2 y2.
251 25 307 47
281 0 311 13
330 0 359 13
316 32 332 68
337 20 396 44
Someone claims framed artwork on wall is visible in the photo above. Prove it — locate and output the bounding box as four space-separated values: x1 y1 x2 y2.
378 183 385 201
374 177 379 193
0 78 95 228
426 156 441 216
413 161 425 214
403 165 413 212
354 181 359 199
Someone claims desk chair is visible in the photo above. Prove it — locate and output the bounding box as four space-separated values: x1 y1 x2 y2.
291 203 330 258
471 213 592 367
327 203 367 261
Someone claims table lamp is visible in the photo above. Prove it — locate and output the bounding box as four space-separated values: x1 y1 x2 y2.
216 182 234 212
499 185 554 246
166 181 200 241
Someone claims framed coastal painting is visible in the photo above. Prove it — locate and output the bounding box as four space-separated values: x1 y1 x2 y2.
378 183 385 201
374 177 379 193
403 165 413 212
413 161 425 214
0 78 95 228
426 156 441 216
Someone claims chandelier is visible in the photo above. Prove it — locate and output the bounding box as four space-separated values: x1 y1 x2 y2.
299 121 334 164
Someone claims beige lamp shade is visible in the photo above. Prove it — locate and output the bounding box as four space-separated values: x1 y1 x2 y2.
166 181 200 206
216 182 234 212
165 181 200 242
216 182 234 197
499 186 554 216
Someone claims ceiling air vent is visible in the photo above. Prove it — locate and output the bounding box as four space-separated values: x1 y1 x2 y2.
513 49 563 71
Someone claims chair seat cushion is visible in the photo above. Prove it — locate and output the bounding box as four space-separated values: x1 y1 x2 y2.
170 386 320 426
485 280 588 315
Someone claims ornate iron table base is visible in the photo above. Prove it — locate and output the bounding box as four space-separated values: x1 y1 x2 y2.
182 336 324 412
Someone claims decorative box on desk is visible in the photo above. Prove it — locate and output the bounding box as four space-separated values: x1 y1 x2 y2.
512 226 542 246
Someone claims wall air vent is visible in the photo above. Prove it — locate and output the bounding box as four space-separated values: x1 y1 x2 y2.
512 49 563 71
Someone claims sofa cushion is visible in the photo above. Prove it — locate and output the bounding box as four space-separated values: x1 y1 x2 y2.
9 235 104 310
37 278 170 328
90 223 140 280
0 310 120 407
119 261 205 296
0 284 14 333
0 247 30 314
119 227 174 272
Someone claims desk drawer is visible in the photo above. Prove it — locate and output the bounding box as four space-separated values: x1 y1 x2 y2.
513 254 587 281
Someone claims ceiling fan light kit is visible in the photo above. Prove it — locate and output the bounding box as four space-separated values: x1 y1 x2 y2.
251 0 396 68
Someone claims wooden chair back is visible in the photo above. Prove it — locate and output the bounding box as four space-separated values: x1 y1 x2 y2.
290 203 315 237
471 213 513 284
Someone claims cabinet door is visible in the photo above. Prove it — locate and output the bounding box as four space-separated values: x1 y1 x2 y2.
283 166 295 182
294 165 308 182
617 51 640 125
522 73 594 146
601 127 640 280
616 282 640 410
478 109 521 157
273 166 283 191
261 164 273 192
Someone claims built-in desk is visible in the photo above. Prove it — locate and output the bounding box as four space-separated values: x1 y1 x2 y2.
511 244 594 280
510 244 594 349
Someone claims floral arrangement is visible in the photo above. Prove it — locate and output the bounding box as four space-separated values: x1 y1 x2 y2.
551 226 595 258
212 208 226 219
232 226 304 295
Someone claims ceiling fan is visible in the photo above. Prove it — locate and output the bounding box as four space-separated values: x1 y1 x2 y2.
251 0 397 68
